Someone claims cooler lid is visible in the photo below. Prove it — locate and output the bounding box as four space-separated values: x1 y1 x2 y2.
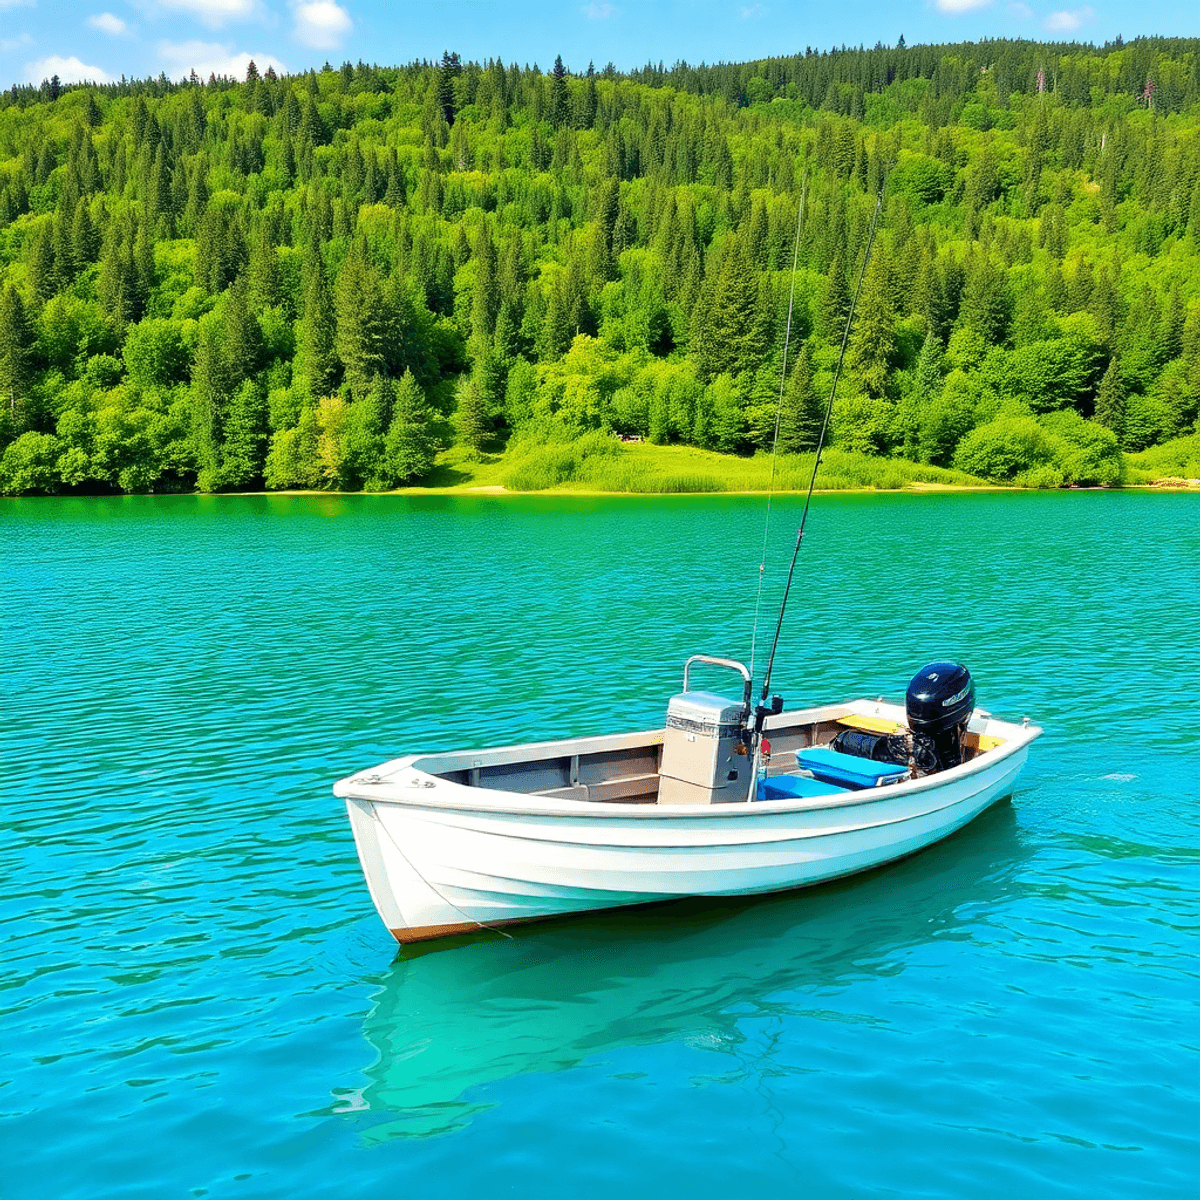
666 690 745 732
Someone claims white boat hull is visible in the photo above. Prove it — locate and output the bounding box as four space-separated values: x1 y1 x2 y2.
337 700 1039 943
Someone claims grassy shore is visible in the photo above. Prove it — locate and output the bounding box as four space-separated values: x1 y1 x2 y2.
414 441 995 495
1125 435 1200 487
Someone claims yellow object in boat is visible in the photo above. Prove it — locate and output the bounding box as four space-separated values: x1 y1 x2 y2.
837 714 901 734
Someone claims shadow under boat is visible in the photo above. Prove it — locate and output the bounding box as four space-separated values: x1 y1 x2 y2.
343 799 1030 1142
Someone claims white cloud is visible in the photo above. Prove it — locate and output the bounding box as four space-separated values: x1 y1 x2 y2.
1044 5 1094 29
24 54 112 83
740 3 765 16
934 0 993 11
1 33 34 50
582 1 617 17
157 0 257 28
292 1 352 49
88 12 128 35
1007 1 1033 17
157 38 285 79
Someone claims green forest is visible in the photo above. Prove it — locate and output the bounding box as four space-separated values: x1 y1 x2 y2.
1 37 1199 496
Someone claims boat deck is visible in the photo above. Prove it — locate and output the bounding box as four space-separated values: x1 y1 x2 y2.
418 701 1009 807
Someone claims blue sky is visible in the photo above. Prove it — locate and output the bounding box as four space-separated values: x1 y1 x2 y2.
0 0 1195 91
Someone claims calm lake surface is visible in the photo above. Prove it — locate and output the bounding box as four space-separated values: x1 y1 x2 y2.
2 490 1198 1199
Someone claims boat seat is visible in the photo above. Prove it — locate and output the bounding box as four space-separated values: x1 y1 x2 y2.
963 730 1004 753
836 713 901 734
757 773 850 801
797 746 909 790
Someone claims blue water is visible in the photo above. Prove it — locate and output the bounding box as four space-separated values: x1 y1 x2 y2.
2 490 1198 1198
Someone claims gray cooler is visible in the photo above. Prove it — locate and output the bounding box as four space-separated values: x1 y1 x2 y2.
658 690 753 805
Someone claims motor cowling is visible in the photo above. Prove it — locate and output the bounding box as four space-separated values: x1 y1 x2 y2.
906 661 974 773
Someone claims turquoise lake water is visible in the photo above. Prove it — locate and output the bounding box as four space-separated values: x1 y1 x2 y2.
2 490 1198 1198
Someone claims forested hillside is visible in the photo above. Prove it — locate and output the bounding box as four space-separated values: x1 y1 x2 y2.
1 37 1198 495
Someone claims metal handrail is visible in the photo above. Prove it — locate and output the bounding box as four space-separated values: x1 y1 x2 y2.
682 655 753 715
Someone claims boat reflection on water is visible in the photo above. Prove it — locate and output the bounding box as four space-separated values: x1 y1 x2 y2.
348 801 1027 1141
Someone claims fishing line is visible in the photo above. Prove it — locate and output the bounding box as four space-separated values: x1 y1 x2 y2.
749 172 808 680
758 177 888 710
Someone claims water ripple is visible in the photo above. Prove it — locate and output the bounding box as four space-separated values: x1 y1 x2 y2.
1 491 1197 1199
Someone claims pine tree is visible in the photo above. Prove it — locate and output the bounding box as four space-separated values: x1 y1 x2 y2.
1094 355 1126 441
914 330 945 401
455 374 489 451
1091 268 1122 348
223 277 262 388
438 51 462 126
247 226 281 310
220 378 269 488
0 285 35 438
960 254 1010 346
184 159 210 236
133 218 155 313
335 240 386 397
550 55 570 128
577 63 598 130
911 247 946 338
538 277 572 362
471 223 500 342
148 144 174 235
777 344 823 452
51 211 77 292
301 262 338 399
1068 256 1094 311
384 369 436 483
383 149 404 207
965 142 999 233
72 199 100 264
190 320 231 487
696 235 763 379
494 299 522 362
849 248 895 397
27 222 56 301
822 248 852 341
97 222 129 325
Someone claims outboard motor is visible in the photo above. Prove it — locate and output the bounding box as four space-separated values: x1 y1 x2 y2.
906 660 975 773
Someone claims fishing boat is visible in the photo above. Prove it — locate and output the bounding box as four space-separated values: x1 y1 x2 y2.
335 657 1041 943
335 182 1042 945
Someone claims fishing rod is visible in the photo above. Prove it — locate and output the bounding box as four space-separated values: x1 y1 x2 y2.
752 179 888 732
749 170 808 682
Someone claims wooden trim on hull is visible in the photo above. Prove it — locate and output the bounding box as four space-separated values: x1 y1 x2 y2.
390 915 535 944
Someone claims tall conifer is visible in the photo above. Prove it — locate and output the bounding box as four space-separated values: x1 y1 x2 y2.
0 285 34 438
1095 355 1126 441
300 262 338 400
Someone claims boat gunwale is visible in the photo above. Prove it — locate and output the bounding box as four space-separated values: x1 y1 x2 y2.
381 774 1018 855
334 699 1042 821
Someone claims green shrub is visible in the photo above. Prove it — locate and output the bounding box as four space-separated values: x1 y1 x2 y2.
0 432 62 494
1040 410 1123 486
1014 464 1065 488
890 154 954 206
1127 433 1200 482
123 319 192 389
953 416 1056 481
954 411 1123 486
